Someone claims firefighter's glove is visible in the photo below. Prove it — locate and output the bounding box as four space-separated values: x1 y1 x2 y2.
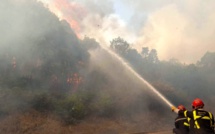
171 106 176 112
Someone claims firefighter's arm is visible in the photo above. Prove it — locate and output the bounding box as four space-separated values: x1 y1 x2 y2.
171 106 179 113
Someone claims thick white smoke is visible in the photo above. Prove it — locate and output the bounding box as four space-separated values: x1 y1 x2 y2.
38 0 215 63
132 0 215 63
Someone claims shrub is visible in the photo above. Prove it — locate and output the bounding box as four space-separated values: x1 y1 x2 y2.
55 95 87 124
31 93 55 113
91 93 116 118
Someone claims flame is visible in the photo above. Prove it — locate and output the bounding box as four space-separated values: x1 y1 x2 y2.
39 0 87 38
67 73 82 89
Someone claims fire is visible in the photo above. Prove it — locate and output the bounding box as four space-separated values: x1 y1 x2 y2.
38 0 87 38
67 73 82 90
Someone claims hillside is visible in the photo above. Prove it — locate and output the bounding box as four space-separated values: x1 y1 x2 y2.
0 1 175 133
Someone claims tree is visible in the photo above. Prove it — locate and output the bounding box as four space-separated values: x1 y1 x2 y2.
141 47 149 59
81 36 99 50
197 52 215 68
110 37 130 55
148 49 159 63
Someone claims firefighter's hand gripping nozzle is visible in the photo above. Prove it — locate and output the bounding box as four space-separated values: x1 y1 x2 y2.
171 106 176 112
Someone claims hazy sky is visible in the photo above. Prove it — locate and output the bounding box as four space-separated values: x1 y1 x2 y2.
38 0 215 63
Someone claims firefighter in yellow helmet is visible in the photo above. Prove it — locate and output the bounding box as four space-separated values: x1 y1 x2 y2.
173 105 189 134
172 98 215 134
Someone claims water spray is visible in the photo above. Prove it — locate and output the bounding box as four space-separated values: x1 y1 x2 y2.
100 44 174 108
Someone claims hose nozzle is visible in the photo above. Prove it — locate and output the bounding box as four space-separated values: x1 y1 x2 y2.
171 106 176 112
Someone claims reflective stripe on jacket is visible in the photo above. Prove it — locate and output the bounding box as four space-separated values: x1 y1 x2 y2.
180 109 215 133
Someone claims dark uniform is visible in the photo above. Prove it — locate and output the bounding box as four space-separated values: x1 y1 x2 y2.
173 114 189 134
179 109 215 134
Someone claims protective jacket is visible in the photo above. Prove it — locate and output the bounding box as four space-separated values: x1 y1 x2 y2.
173 114 189 134
178 109 215 134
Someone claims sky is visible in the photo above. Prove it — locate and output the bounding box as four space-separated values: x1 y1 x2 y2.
37 0 215 64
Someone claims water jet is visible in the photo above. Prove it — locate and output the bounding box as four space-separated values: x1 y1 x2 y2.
99 44 174 108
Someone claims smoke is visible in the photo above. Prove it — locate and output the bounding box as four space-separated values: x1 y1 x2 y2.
0 0 170 110
37 0 136 46
86 47 174 131
5 0 215 132
0 0 59 56
38 0 215 63
132 0 215 63
0 0 89 113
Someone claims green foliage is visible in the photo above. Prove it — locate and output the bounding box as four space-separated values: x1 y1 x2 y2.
54 94 87 124
110 37 130 55
47 90 117 124
31 93 55 113
0 87 36 116
91 93 116 118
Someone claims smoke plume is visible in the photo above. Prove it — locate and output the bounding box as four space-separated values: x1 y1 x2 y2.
39 0 215 63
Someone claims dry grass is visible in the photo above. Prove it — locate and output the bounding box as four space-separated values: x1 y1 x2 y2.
0 110 173 134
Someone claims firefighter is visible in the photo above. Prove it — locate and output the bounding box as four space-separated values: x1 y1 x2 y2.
173 105 189 134
172 98 215 134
